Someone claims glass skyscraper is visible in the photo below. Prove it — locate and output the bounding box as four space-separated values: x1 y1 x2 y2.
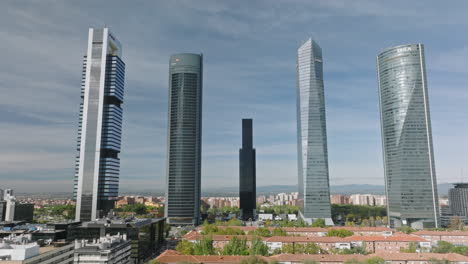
296 38 332 225
449 183 468 218
239 118 256 221
74 28 125 222
377 44 439 229
165 53 203 225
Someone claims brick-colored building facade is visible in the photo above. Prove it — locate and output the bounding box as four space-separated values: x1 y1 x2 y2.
155 250 468 264
183 231 429 254
202 226 393 237
413 231 468 246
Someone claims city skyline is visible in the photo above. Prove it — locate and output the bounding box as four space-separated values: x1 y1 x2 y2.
1 1 468 192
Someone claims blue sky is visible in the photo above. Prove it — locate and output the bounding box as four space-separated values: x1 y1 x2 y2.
1 1 468 192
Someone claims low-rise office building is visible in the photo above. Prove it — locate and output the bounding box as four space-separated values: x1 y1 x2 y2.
69 217 165 263
73 234 131 264
0 222 80 242
13 204 34 223
0 234 74 264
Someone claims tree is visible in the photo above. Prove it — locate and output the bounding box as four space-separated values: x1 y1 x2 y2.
240 256 267 264
281 244 295 254
400 242 417 253
451 246 468 255
280 243 322 254
202 224 245 235
227 217 243 226
201 224 219 235
361 219 370 227
193 236 215 255
223 227 246 235
296 219 310 227
449 216 464 230
343 257 384 264
382 216 388 225
271 227 287 236
433 241 455 253
118 203 149 215
341 246 368 255
271 248 282 255
396 226 416 234
344 259 361 264
49 204 76 219
311 219 326 227
325 229 354 238
331 204 386 225
428 258 450 264
259 205 299 215
364 257 385 264
176 240 195 255
164 222 171 237
294 244 305 254
249 228 272 237
223 236 249 256
250 237 269 256
275 219 295 227
304 243 321 254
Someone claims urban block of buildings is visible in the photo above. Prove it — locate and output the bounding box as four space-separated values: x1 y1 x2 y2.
0 216 165 264
154 250 468 264
0 189 34 223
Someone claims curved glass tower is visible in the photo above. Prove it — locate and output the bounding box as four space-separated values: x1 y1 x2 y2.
377 44 439 229
75 28 125 221
296 38 332 225
165 53 203 225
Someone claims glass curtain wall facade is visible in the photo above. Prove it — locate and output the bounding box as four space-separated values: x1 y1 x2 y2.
296 38 332 225
165 53 203 225
239 119 256 221
449 183 468 219
377 44 439 229
74 28 125 222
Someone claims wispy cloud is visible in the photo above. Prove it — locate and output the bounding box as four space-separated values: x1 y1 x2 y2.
0 0 467 192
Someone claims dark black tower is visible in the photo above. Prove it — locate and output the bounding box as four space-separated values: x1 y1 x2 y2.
240 119 256 220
